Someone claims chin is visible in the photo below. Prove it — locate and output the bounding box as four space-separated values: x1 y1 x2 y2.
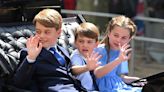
42 44 49 48
112 47 119 50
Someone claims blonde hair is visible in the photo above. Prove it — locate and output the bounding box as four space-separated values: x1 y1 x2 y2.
33 9 62 30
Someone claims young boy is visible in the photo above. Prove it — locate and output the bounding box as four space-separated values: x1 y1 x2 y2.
13 9 86 92
70 22 101 91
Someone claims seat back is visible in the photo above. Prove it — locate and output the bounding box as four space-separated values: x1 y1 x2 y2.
0 15 85 91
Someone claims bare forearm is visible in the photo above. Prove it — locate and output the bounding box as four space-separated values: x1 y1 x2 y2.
94 58 122 78
71 65 89 75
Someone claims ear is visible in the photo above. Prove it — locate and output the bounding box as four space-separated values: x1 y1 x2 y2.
96 41 99 46
57 29 62 36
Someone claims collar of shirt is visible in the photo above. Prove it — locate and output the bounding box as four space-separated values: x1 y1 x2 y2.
75 49 86 62
48 45 65 59
47 45 57 51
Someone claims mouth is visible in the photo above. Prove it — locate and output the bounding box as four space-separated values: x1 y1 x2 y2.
114 43 119 47
81 49 89 57
82 49 89 52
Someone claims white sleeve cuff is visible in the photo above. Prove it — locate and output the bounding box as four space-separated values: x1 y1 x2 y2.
26 56 36 63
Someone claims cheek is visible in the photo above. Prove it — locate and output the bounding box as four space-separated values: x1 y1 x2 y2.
92 44 97 48
108 34 115 41
89 44 97 51
47 35 57 43
75 42 81 49
121 39 129 45
49 33 57 39
109 38 114 44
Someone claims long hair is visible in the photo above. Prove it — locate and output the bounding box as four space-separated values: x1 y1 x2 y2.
100 15 137 62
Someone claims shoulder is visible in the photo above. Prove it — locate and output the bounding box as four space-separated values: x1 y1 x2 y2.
97 44 105 48
19 48 28 56
94 44 106 52
57 45 70 56
70 49 84 65
70 49 80 57
70 49 82 60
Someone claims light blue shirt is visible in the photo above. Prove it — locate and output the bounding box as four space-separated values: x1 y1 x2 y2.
70 49 96 91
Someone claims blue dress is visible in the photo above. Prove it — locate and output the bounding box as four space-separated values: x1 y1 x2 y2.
95 44 142 92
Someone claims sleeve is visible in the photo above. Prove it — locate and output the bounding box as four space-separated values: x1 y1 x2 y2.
94 46 107 66
70 54 84 66
13 50 35 88
117 61 129 75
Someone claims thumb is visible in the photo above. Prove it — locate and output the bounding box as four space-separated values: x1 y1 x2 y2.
38 42 43 50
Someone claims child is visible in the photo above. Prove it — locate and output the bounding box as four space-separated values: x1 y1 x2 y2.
13 9 86 92
70 22 101 91
94 15 143 92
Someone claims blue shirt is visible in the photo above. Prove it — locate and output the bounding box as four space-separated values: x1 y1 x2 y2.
94 44 142 92
70 49 96 91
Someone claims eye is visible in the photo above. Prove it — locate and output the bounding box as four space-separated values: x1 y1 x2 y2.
36 30 41 34
45 31 51 34
122 37 128 40
43 29 51 34
88 41 92 44
88 40 95 44
114 34 119 38
78 40 84 43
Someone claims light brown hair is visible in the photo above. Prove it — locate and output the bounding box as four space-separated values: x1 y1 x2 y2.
101 15 137 59
33 9 62 30
75 22 100 42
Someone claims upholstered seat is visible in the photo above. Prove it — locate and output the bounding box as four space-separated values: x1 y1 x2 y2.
0 16 85 92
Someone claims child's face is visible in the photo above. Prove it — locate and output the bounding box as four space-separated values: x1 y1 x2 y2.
108 26 131 50
35 22 61 48
75 36 98 57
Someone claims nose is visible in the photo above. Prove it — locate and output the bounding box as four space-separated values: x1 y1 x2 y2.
116 37 121 43
39 32 45 38
83 41 88 47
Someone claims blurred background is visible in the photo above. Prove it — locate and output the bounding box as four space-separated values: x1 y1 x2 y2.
0 0 164 78
62 0 164 78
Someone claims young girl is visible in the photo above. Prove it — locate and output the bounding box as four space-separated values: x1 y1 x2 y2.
94 15 143 92
70 22 101 91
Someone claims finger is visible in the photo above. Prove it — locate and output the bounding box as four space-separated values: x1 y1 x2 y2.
95 54 102 61
26 37 33 48
92 52 99 58
90 51 94 58
124 44 131 50
38 42 43 50
127 53 132 59
33 36 40 46
125 38 132 45
29 36 33 43
90 51 98 59
26 38 30 48
125 48 132 54
86 53 90 61
119 43 122 50
96 62 101 66
122 38 132 48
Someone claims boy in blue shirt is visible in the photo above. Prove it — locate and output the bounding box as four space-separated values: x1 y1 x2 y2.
70 22 101 91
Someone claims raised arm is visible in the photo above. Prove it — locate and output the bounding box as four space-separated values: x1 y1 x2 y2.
71 51 101 75
26 35 42 61
94 43 132 78
13 35 42 88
